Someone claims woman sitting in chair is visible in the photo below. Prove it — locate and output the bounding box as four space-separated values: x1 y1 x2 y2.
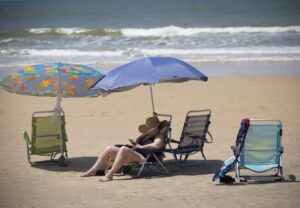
81 115 168 182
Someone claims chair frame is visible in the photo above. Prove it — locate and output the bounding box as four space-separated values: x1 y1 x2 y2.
23 110 68 166
166 109 213 166
235 119 284 181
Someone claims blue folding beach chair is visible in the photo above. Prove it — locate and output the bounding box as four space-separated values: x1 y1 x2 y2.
213 118 284 183
236 119 284 181
212 118 250 182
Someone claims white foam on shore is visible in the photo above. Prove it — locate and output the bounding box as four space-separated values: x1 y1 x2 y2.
26 26 300 37
0 38 14 44
28 28 53 34
0 49 124 57
140 47 300 55
121 25 300 37
28 27 93 35
2 46 300 56
1 47 300 63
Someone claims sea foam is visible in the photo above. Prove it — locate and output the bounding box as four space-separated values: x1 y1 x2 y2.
121 25 300 37
0 49 124 57
25 26 300 37
140 47 300 55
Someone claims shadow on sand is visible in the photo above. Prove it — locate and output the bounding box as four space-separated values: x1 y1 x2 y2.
32 156 99 172
214 174 298 186
31 157 298 183
32 157 223 178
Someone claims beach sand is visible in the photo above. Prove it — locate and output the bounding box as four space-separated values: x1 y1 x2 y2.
0 76 299 208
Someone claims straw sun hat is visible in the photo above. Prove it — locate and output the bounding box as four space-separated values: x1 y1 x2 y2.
136 116 168 144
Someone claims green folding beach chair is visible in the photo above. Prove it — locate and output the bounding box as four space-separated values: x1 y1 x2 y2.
23 110 68 165
236 119 284 181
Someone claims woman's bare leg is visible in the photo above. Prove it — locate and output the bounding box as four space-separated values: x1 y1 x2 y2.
81 146 119 177
100 146 146 182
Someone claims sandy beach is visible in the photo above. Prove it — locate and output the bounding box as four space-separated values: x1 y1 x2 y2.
0 75 299 208
1 0 300 207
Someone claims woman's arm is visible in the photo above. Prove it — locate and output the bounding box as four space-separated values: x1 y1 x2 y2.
135 134 164 149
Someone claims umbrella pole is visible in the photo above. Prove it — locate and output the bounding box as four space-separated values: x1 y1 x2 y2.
149 85 155 113
55 93 64 160
56 67 65 162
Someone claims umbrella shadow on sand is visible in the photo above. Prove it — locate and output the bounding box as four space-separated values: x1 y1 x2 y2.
32 156 99 172
125 159 224 180
166 159 223 176
32 158 298 184
32 157 223 177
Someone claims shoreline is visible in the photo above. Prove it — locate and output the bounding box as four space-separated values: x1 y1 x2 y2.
0 61 300 78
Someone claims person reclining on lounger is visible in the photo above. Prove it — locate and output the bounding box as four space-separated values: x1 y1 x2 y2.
81 115 168 182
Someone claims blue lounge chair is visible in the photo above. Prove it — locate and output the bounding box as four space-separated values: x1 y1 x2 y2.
213 118 284 182
236 119 284 181
213 118 250 182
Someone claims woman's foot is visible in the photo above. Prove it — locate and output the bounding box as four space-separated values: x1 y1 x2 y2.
81 169 97 177
99 175 113 182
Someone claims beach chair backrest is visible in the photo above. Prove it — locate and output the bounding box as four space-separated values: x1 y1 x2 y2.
179 110 211 148
31 114 67 154
233 118 250 157
157 113 172 149
239 120 282 167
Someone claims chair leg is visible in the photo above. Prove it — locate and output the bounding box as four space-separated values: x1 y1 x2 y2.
235 163 240 179
180 154 189 162
279 167 284 180
152 154 169 174
26 143 33 165
200 150 207 160
279 155 284 180
183 154 189 162
136 155 150 177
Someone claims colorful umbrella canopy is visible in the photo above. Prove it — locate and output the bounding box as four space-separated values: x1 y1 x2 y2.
92 56 207 112
0 62 103 112
0 62 103 97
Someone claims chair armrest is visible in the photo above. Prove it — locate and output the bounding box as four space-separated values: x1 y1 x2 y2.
280 146 284 153
22 130 31 144
65 133 68 142
231 145 236 153
134 147 163 154
205 130 213 143
114 144 133 148
170 139 180 144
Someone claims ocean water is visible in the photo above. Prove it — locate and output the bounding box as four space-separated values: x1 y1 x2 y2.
0 0 300 74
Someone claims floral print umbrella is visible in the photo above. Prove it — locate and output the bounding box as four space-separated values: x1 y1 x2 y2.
0 62 103 111
0 62 103 97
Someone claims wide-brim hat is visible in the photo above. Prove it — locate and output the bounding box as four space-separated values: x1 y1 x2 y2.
136 116 168 144
138 116 168 134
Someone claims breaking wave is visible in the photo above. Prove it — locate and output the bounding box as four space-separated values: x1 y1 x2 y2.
1 47 300 62
1 25 300 37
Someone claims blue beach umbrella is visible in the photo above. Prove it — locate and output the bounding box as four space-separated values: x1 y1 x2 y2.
92 56 208 112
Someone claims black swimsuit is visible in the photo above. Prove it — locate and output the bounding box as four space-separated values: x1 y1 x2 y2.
115 133 164 161
135 133 164 161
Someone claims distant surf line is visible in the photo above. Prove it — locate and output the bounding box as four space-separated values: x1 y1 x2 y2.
1 25 300 37
1 47 300 63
